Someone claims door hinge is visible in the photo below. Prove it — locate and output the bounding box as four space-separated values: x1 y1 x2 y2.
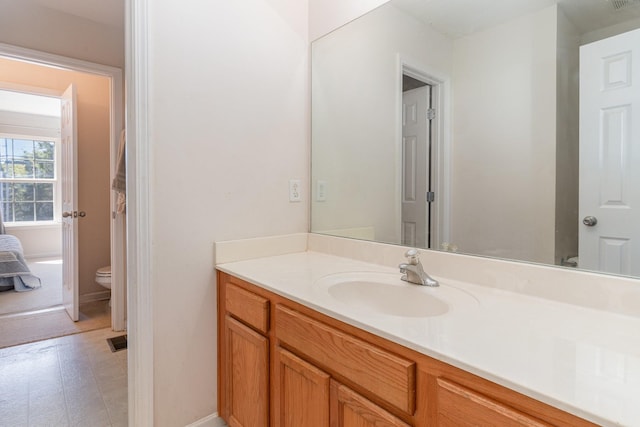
427 191 435 203
427 108 436 120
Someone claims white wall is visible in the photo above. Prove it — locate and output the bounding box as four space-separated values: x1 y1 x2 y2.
0 110 59 139
311 3 452 244
0 0 124 68
146 0 308 425
581 16 640 45
450 5 558 264
7 225 61 258
309 0 389 41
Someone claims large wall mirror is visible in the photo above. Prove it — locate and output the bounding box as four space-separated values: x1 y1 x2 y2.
311 0 640 278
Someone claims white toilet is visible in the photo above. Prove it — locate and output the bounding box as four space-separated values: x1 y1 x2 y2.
95 266 112 305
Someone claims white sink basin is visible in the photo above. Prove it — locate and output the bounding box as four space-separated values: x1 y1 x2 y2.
314 272 477 318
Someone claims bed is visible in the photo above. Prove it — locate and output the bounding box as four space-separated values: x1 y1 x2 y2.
0 212 41 292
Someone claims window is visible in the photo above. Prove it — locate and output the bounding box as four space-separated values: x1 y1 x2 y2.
0 137 57 223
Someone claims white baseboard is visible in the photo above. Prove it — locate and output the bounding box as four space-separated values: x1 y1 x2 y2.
79 290 111 304
185 413 226 427
24 252 62 260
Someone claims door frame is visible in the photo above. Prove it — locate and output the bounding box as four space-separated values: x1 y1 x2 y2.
127 0 154 424
0 43 126 330
396 56 451 249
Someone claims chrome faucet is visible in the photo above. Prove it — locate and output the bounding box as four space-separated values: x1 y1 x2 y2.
399 249 439 287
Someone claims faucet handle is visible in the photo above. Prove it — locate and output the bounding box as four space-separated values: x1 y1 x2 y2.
404 248 420 265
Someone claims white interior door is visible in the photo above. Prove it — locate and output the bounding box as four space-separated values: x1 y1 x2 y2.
61 84 79 321
579 28 640 275
402 85 431 248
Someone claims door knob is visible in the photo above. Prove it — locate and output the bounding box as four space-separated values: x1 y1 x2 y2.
583 216 598 226
62 211 87 218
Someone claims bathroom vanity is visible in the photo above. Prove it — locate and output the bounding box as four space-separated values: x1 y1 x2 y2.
218 270 596 426
215 235 640 426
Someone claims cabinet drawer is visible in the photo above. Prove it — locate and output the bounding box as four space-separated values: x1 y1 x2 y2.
275 304 415 414
435 378 550 426
226 282 270 334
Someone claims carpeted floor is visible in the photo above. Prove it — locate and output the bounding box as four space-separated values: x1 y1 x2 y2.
0 257 113 349
0 258 63 316
0 300 111 348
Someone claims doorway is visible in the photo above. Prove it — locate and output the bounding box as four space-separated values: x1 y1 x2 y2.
0 45 125 336
399 63 450 250
0 90 63 316
401 77 433 248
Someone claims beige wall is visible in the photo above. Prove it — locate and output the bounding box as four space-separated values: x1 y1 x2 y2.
0 57 112 296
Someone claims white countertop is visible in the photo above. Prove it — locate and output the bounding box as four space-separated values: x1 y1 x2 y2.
217 250 640 427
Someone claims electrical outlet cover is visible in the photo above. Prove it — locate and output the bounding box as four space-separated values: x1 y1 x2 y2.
289 179 302 202
317 180 327 201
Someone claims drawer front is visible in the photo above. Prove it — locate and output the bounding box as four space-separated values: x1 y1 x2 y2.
435 378 550 427
275 304 415 414
226 282 270 334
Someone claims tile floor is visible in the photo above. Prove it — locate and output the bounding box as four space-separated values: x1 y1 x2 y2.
0 328 127 427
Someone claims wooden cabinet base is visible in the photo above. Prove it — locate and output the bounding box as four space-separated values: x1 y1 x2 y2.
217 271 597 427
224 316 269 427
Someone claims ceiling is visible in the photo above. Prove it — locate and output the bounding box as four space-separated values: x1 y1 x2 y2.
393 0 640 38
16 0 640 40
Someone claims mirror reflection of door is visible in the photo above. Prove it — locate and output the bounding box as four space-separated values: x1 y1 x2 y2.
579 28 640 276
402 75 433 248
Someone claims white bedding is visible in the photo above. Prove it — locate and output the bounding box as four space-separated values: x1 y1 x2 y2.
0 234 41 292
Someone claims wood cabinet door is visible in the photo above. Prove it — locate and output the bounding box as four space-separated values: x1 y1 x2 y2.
434 378 551 427
225 316 269 427
273 346 330 427
330 380 411 427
